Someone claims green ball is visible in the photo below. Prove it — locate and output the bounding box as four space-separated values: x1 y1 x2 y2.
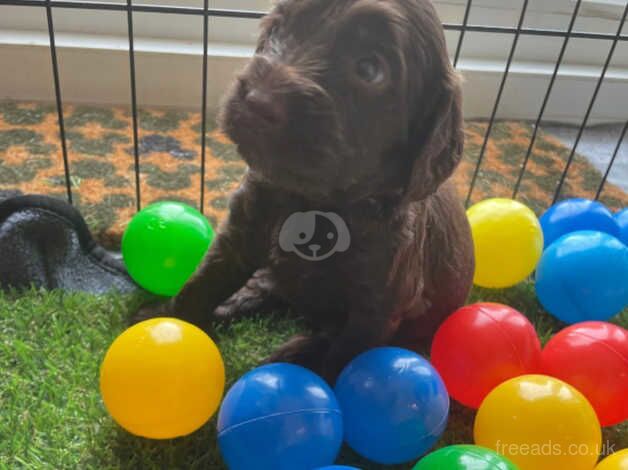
122 201 215 296
413 445 519 470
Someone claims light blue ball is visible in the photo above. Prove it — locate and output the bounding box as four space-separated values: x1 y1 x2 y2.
616 208 628 246
217 363 343 470
540 198 620 249
535 230 628 323
334 347 449 465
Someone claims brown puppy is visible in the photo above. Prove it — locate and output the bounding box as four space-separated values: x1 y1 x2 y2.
144 0 474 381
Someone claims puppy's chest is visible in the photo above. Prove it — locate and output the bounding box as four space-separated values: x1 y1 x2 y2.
266 206 391 284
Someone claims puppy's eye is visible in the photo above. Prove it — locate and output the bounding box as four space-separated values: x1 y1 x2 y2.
355 56 383 83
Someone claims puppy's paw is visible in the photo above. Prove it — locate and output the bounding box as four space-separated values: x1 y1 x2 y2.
265 335 331 377
213 290 272 322
321 343 365 385
214 270 286 322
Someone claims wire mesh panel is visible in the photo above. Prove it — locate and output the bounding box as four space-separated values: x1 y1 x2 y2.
0 0 627 213
552 2 628 205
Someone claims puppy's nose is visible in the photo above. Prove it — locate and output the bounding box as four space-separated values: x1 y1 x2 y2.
244 88 285 125
309 244 321 254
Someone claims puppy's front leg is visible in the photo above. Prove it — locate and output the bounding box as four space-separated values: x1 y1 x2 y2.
140 185 266 330
323 293 395 382
172 226 257 329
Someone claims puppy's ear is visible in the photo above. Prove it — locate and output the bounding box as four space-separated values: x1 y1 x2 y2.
404 69 464 202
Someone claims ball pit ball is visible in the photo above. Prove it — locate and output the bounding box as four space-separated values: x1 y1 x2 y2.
99 318 225 439
431 302 541 409
541 321 628 427
595 449 628 470
474 375 602 470
535 230 628 324
467 198 543 288
217 363 343 470
413 445 519 470
540 198 620 249
122 201 215 296
334 347 449 465
617 208 628 246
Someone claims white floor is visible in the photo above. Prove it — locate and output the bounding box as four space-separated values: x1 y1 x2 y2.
543 123 628 193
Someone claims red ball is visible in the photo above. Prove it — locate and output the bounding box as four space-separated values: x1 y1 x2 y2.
541 321 628 427
430 302 542 409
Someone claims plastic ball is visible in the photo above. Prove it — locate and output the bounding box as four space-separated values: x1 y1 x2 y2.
535 230 628 324
413 445 518 470
122 201 214 296
217 363 343 470
467 198 543 288
474 375 602 470
617 208 628 246
431 302 541 409
100 318 225 439
541 321 628 427
334 347 449 465
540 198 620 249
596 449 628 470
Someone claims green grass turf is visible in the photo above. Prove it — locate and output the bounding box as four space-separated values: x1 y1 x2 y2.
1 284 626 469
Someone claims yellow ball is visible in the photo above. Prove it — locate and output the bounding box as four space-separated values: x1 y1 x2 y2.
474 374 601 470
100 318 225 439
467 198 543 288
596 450 628 470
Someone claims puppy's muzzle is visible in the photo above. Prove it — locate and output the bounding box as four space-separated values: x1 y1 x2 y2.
236 55 289 128
244 88 285 126
237 54 330 130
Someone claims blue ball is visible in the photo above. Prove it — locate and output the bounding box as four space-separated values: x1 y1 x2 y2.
217 363 343 470
334 347 449 465
616 208 628 246
540 198 620 249
535 230 628 324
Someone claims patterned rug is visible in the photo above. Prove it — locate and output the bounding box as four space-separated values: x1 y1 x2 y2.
1 100 626 247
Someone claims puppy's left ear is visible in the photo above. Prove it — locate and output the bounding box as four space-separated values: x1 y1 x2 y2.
404 69 464 202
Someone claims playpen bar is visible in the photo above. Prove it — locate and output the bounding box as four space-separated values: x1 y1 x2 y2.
45 0 73 204
127 0 142 211
512 0 583 199
595 119 628 201
453 0 472 68
199 0 209 213
442 26 628 42
2 0 266 17
465 0 530 207
1 1 628 43
3 0 628 41
552 2 628 205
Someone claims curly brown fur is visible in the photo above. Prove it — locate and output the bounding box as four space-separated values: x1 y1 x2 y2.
141 0 474 382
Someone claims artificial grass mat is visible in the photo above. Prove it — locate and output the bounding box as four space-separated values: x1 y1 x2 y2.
1 284 626 469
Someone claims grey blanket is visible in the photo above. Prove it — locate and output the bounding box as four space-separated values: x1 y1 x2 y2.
0 191 139 294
